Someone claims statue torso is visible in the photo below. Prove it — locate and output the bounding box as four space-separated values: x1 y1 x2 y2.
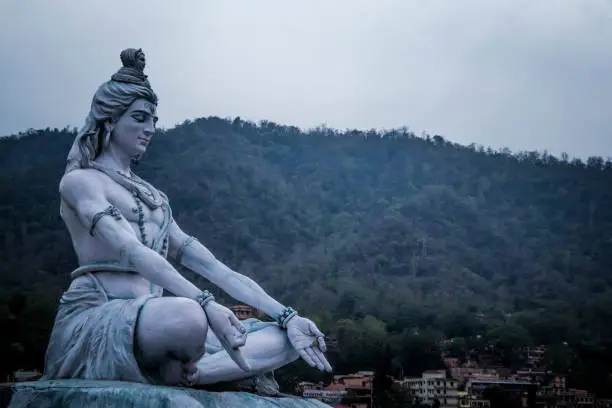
61 167 171 299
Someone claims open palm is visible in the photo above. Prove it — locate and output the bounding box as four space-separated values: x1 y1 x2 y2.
286 316 333 372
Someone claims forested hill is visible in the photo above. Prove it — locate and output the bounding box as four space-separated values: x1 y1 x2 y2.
1 117 612 394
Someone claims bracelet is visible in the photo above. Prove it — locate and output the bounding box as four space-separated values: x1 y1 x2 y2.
276 306 298 329
195 290 215 310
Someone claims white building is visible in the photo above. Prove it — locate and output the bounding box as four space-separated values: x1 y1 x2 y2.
401 370 459 408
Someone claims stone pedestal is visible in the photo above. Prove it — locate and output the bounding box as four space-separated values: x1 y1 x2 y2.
2 380 331 408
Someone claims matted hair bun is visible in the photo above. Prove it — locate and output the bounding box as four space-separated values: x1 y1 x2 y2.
111 48 151 88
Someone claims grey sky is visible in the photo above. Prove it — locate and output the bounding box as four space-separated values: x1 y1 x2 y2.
1 0 610 159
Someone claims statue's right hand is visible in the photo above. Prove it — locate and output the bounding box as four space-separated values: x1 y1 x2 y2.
203 301 251 372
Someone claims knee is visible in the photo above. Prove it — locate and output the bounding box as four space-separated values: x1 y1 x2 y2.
136 297 210 366
159 297 208 357
170 298 208 339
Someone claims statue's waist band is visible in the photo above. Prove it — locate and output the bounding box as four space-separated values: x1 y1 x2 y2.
70 261 163 299
71 261 137 279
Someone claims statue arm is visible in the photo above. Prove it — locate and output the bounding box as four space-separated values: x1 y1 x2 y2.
168 222 334 372
167 221 287 320
59 171 203 300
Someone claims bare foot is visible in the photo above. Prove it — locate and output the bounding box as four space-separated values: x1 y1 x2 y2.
178 361 199 387
158 360 199 387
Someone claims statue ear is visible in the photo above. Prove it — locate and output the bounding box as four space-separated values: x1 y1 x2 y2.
104 120 114 133
103 121 113 148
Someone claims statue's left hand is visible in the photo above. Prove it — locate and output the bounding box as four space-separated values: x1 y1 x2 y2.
285 316 333 372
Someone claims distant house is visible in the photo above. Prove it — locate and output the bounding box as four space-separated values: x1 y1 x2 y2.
552 388 594 408
467 379 534 398
400 369 459 408
596 399 612 408
302 371 373 408
229 304 264 320
450 367 500 384
524 345 547 368
457 391 491 408
328 371 374 391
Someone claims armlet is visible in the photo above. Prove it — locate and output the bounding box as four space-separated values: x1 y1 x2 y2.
174 236 198 265
89 205 122 236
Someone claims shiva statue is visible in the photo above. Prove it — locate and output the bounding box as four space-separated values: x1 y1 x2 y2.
41 48 332 394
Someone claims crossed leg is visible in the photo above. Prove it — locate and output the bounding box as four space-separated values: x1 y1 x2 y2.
135 297 299 387
194 322 300 385
135 296 208 385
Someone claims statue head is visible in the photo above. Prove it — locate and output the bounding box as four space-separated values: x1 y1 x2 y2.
65 48 159 173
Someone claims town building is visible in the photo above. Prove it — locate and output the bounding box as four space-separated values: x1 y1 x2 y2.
524 345 547 368
301 371 373 408
458 391 491 408
400 369 459 408
556 389 594 408
467 378 535 397
596 399 612 408
450 367 501 384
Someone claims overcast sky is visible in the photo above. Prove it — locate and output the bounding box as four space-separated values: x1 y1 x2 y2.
1 0 610 159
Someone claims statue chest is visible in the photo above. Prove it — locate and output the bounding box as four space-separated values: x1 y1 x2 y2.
111 190 166 225
127 200 165 225
111 188 171 252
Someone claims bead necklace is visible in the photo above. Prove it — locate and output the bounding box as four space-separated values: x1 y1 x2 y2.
131 189 169 257
90 162 164 209
132 190 148 246
131 189 168 297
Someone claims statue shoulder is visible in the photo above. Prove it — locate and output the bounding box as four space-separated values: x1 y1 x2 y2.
59 169 106 203
60 168 104 189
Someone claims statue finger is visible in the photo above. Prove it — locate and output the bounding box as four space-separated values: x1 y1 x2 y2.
236 333 247 347
307 321 328 351
229 313 247 334
312 348 333 372
297 348 317 368
228 315 248 345
219 335 251 372
317 336 327 353
223 334 239 348
231 329 247 348
308 321 325 338
228 347 251 372
305 347 325 371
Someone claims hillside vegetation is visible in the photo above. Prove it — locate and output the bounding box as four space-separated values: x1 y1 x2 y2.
0 118 611 394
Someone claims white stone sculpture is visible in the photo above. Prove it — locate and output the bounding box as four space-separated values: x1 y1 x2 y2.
41 48 332 395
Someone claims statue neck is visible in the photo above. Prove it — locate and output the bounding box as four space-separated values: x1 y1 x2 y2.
95 145 134 174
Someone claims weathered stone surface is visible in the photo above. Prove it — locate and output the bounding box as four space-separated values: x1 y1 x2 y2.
5 380 330 408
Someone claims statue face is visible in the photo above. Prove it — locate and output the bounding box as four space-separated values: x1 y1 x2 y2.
111 98 158 157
